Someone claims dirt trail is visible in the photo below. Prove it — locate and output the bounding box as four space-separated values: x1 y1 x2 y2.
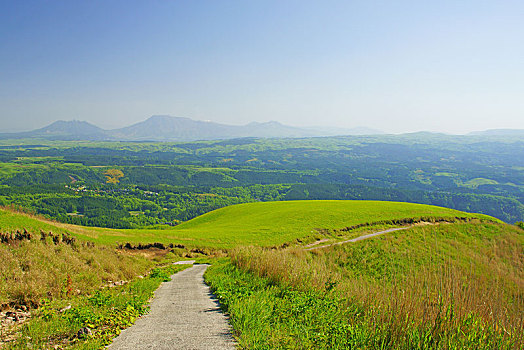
305 227 410 250
108 264 235 350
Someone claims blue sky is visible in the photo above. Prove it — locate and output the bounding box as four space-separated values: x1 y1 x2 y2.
1 0 523 133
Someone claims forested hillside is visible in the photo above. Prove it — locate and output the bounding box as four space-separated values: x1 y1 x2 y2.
0 134 522 227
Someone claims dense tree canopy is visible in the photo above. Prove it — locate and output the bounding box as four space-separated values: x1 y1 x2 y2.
0 136 522 227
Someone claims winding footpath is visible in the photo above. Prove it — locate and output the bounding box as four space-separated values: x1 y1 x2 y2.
108 226 413 348
108 263 235 350
305 226 410 250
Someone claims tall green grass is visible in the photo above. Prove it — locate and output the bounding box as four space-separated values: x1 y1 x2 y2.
206 222 524 349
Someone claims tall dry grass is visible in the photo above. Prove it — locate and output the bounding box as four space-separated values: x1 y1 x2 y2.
0 232 152 308
230 223 524 347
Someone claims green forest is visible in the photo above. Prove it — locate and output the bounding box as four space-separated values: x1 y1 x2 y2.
0 134 522 228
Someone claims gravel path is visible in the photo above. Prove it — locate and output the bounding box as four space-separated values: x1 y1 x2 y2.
305 227 410 250
108 264 235 350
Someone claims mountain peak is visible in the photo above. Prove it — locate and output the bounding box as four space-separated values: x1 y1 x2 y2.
39 120 104 133
11 119 112 141
0 115 386 142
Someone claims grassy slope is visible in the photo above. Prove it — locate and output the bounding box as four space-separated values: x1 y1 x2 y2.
4 264 190 349
1 200 518 348
206 222 524 349
0 209 73 235
0 209 184 348
1 201 496 248
171 200 495 246
0 231 153 308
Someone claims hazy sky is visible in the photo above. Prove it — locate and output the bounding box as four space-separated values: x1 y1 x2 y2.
1 1 523 134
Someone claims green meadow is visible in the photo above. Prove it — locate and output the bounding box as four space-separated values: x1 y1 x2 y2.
1 200 495 248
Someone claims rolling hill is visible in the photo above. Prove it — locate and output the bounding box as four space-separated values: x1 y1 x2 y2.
1 200 520 349
1 200 497 249
169 200 496 246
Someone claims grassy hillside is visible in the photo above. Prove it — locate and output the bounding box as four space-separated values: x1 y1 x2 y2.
0 209 187 348
171 200 495 247
0 208 75 236
0 225 152 309
206 221 524 349
1 201 496 249
1 200 519 349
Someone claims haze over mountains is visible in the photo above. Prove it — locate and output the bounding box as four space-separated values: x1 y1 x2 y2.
0 115 384 142
467 129 524 136
0 115 522 142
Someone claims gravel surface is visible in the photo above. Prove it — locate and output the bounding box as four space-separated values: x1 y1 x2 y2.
108 264 235 350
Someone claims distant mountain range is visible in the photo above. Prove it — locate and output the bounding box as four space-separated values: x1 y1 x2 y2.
0 115 385 142
0 116 521 142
